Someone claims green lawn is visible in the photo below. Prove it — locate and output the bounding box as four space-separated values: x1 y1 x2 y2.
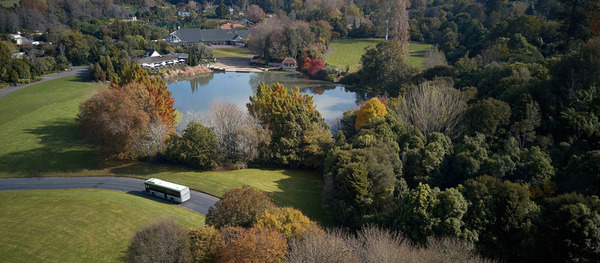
0 77 331 224
0 76 104 177
0 0 18 7
211 47 253 58
0 189 204 263
325 39 433 71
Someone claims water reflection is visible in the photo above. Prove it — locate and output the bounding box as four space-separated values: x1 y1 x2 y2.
166 72 364 124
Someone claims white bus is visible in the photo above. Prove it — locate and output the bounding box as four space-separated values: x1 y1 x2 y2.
144 178 191 203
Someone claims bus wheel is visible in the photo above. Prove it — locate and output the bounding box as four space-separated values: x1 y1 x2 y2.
170 197 174 202
151 192 154 196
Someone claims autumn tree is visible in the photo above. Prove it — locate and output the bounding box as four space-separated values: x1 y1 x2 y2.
355 98 387 129
78 83 158 159
113 63 176 127
216 227 288 263
206 186 274 229
127 219 192 263
255 207 317 240
188 226 223 263
247 4 266 23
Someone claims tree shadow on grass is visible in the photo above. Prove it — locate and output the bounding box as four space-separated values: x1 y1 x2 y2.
0 118 103 176
109 162 192 177
272 169 334 226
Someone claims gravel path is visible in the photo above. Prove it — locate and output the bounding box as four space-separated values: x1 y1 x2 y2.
0 177 219 215
0 66 89 99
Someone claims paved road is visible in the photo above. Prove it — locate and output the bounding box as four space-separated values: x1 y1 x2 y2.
0 66 89 99
0 177 219 215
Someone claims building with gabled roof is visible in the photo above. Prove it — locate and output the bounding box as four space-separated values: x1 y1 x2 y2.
165 28 251 46
281 57 298 71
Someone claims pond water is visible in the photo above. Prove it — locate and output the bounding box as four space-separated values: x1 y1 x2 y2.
166 71 367 124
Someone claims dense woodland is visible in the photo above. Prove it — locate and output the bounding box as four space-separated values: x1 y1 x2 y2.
2 0 600 262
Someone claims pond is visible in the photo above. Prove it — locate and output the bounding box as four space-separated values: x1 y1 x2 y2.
166 71 367 124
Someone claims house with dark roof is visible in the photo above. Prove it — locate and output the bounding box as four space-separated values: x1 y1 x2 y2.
165 29 251 46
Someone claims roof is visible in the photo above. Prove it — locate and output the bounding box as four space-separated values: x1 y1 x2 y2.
138 54 181 64
282 57 297 64
170 28 251 43
145 178 188 192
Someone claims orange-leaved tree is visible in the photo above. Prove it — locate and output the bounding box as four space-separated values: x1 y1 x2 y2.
113 63 176 127
355 97 387 129
217 227 288 263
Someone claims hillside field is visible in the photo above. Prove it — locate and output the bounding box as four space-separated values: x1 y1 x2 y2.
0 189 205 262
325 39 433 71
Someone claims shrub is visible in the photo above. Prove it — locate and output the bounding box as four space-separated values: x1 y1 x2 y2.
217 227 288 263
165 122 218 169
255 207 317 240
206 186 274 229
127 219 192 263
188 226 223 263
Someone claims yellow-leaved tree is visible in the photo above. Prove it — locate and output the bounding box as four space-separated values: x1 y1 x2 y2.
355 98 387 129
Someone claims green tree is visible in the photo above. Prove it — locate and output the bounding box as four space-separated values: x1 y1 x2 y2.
165 122 218 169
247 82 332 168
563 150 600 196
464 98 511 136
206 186 274 229
536 193 600 262
461 176 539 261
216 0 229 18
392 184 468 245
355 40 417 95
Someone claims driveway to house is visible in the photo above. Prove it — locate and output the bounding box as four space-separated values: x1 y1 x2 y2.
0 177 219 215
0 66 89 99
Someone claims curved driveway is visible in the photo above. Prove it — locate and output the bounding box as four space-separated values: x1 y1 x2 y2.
0 66 89 99
0 177 219 215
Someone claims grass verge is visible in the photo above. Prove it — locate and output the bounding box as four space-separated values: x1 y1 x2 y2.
0 189 204 262
324 39 433 71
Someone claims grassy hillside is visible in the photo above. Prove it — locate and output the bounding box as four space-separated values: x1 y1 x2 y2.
0 77 331 224
0 189 205 262
324 39 433 71
0 76 104 177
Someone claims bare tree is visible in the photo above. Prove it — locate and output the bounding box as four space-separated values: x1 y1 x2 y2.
424 47 448 69
287 228 355 263
373 0 410 54
206 102 247 163
397 80 467 137
127 218 192 263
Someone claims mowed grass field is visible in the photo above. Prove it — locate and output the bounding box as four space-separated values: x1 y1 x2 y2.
0 189 205 262
0 76 104 176
325 39 433 71
211 47 253 58
0 0 18 7
0 77 331 224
